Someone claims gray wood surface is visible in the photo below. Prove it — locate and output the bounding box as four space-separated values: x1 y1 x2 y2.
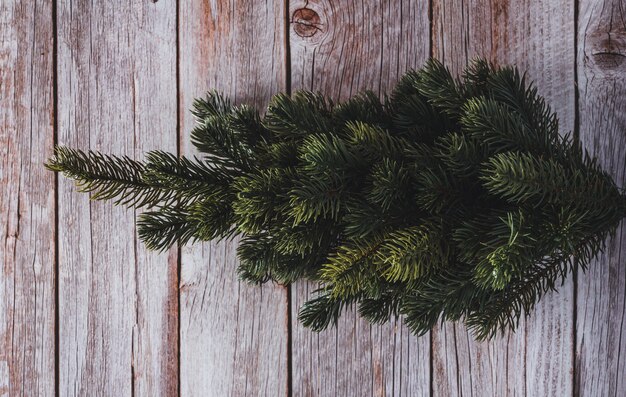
288 1 431 395
0 1 55 396
431 1 577 395
576 0 626 395
1 0 625 395
56 1 178 395
178 1 289 396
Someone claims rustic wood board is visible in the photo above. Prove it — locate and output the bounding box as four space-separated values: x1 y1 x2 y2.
178 1 289 395
2 0 626 395
576 0 626 395
0 0 55 395
56 1 178 395
431 0 576 395
288 1 431 395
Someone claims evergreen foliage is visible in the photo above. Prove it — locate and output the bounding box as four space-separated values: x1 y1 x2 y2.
46 58 626 340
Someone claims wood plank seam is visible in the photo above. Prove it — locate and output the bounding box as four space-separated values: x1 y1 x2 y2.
53 0 60 395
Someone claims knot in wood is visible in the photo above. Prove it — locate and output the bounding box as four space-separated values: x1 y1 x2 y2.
587 30 626 75
292 8 322 38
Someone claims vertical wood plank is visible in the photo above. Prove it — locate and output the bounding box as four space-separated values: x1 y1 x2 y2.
0 0 55 395
288 1 431 395
431 1 576 395
56 1 178 395
576 1 626 395
178 1 289 395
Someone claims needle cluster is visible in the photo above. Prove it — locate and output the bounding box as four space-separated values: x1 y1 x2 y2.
47 59 626 340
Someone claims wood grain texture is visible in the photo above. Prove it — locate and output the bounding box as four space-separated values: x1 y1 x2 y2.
4 1 626 395
178 1 289 396
576 1 626 395
431 0 576 395
56 1 178 395
0 0 55 395
288 1 431 395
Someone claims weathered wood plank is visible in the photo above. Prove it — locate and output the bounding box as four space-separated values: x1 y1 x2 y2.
431 1 576 395
0 0 55 395
178 1 289 396
289 1 431 395
576 1 626 395
56 1 178 395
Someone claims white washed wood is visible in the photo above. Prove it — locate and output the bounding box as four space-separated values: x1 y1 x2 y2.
576 0 626 395
178 1 289 396
431 0 576 395
4 1 626 395
56 1 178 395
289 0 431 395
127 4 179 395
0 0 55 395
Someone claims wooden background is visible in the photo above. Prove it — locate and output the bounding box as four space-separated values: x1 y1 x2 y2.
1 0 624 395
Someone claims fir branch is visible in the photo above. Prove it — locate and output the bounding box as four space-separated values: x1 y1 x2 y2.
377 222 448 283
188 198 237 241
415 58 465 118
143 150 232 202
481 151 622 213
137 207 199 251
319 238 387 300
190 116 252 172
48 57 626 341
298 289 362 332
460 97 558 155
45 146 165 207
333 90 389 128
358 287 404 324
367 158 412 211
389 69 453 141
263 91 334 138
191 90 232 120
465 231 607 340
486 66 558 137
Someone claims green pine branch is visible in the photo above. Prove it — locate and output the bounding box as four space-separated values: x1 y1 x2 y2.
47 57 626 341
